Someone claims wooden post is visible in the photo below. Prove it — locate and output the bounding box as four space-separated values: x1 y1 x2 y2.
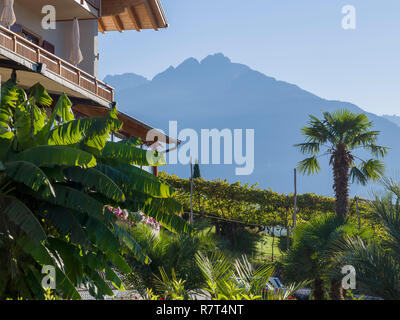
190 158 194 225
140 144 143 170
58 60 62 76
77 70 81 86
355 196 361 230
152 166 159 177
13 34 17 52
293 168 297 228
37 48 41 63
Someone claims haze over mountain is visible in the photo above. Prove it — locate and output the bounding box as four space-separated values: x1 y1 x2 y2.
382 115 400 128
104 53 400 197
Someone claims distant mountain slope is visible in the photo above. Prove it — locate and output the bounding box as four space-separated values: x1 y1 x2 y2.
103 73 149 92
382 114 400 127
105 53 400 197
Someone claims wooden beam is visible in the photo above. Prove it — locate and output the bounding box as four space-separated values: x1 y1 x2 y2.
143 0 158 31
126 6 141 32
98 19 105 33
111 15 124 32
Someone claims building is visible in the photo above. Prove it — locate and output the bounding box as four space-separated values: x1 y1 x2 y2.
0 0 177 175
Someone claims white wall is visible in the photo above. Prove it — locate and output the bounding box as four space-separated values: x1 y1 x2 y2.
0 1 98 76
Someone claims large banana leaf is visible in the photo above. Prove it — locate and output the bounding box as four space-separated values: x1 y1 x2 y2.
85 217 132 274
27 83 53 107
46 237 85 286
22 264 46 299
124 195 194 236
106 250 132 274
37 184 104 219
46 93 74 127
43 205 89 248
12 145 97 168
0 131 15 159
63 166 125 202
116 137 142 146
113 222 150 264
0 195 46 242
98 141 167 166
4 161 55 195
97 161 175 198
81 104 122 153
37 94 74 144
105 267 124 291
48 116 121 146
85 216 121 253
17 235 81 299
86 268 114 297
1 78 19 111
14 102 46 150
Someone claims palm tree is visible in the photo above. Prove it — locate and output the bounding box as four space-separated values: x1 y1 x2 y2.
296 110 388 218
332 178 400 299
282 214 370 300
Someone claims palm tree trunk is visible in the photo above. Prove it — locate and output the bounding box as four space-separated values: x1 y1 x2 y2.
329 279 344 300
332 143 351 218
313 278 324 300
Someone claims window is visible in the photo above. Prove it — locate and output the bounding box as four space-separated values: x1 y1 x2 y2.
10 23 40 46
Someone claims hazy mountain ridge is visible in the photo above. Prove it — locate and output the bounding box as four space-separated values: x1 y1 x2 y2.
104 53 400 197
382 114 400 127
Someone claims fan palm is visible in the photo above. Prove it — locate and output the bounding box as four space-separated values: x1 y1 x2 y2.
282 214 370 299
295 110 388 218
125 225 210 297
195 251 306 300
332 178 400 299
0 79 191 299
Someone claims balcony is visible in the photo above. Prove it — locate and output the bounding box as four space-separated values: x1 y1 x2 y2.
0 24 114 104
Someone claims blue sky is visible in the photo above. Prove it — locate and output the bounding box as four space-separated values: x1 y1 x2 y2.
98 0 400 116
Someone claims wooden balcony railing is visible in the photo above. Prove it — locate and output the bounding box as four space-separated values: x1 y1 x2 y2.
0 25 114 103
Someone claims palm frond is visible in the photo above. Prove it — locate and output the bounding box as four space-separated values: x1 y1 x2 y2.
297 156 320 175
294 142 320 155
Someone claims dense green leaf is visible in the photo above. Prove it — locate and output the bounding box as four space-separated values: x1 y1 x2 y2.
63 166 125 202
0 195 46 242
97 161 175 198
17 236 81 300
27 83 53 107
13 145 96 168
113 223 150 264
4 161 55 195
99 141 166 166
43 206 89 248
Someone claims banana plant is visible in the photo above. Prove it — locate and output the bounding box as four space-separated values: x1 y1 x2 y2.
0 79 191 300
